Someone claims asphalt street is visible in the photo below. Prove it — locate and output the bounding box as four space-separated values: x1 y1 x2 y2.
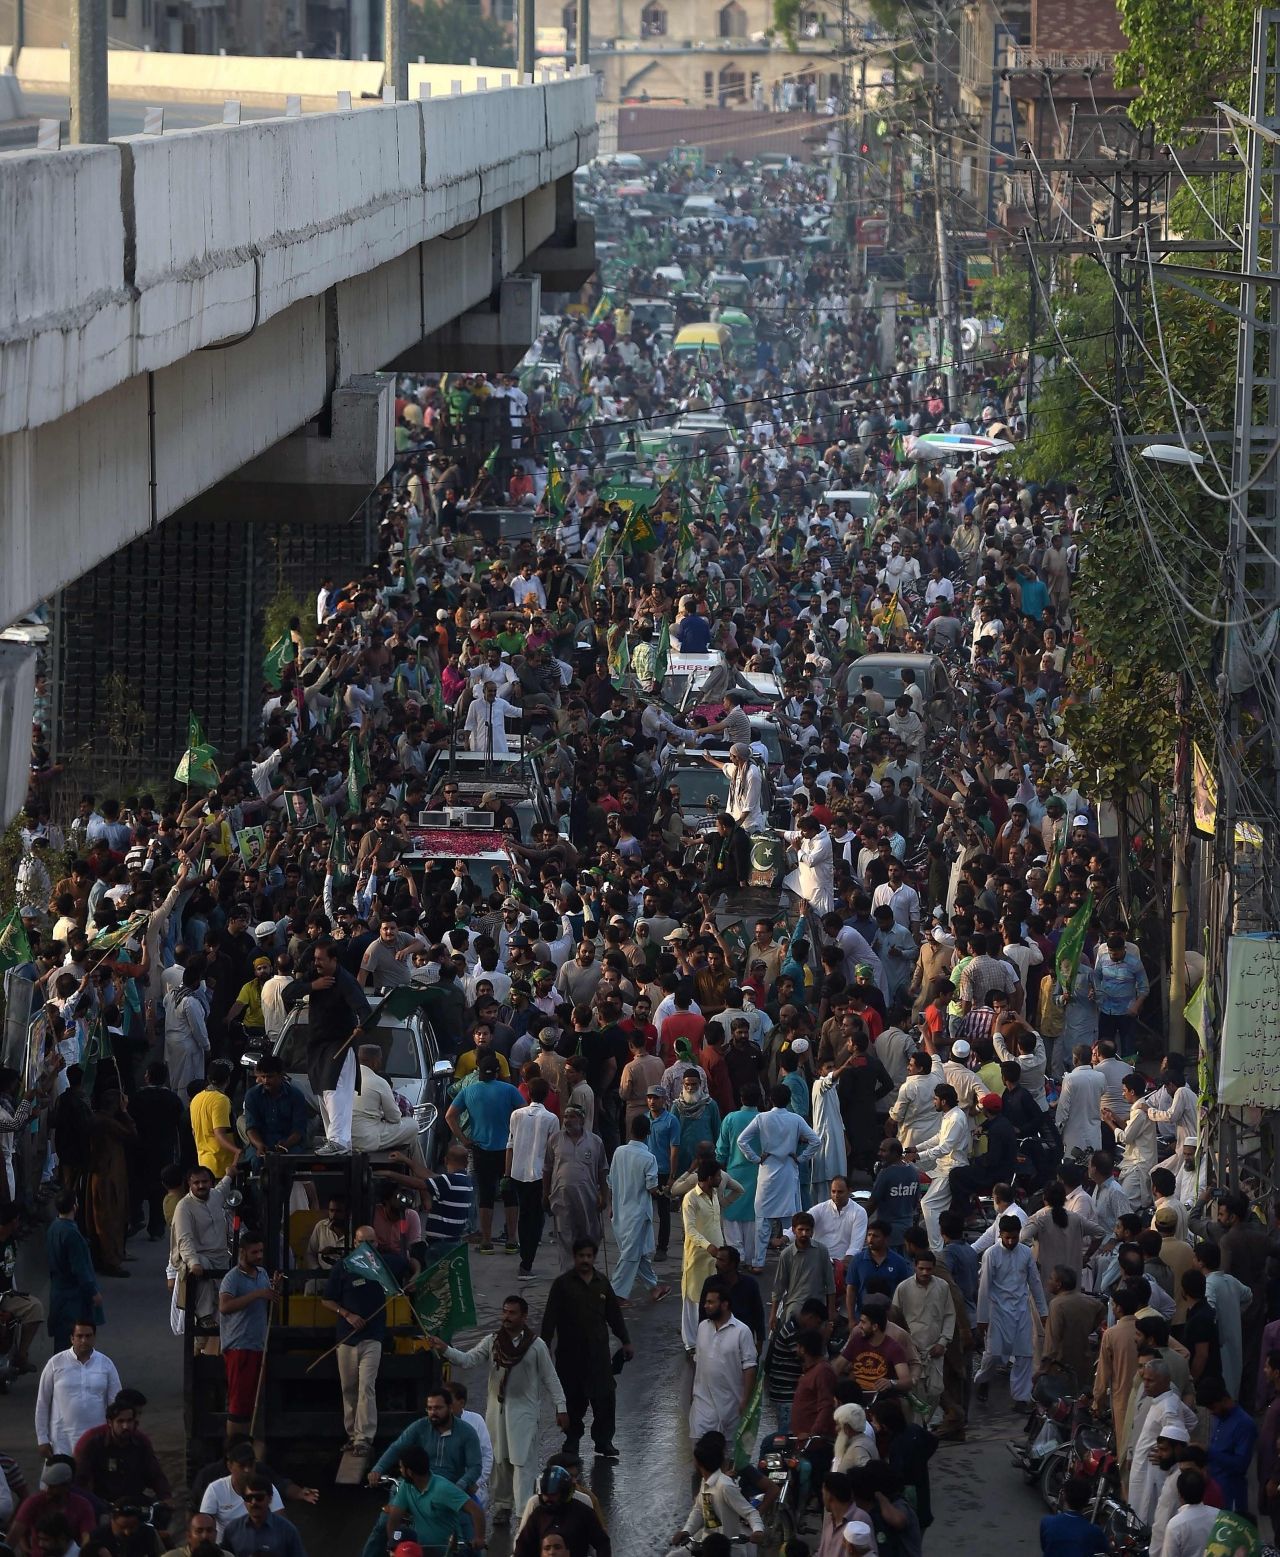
13 1223 1044 1557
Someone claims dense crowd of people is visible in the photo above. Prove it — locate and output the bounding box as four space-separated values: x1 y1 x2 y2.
0 149 1269 1557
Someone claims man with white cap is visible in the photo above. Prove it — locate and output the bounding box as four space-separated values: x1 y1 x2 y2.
1147 1421 1202 1557
702 743 767 833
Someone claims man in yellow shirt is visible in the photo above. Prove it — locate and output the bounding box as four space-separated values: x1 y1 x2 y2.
227 958 270 1042
189 1061 241 1178
681 1160 724 1354
453 1023 512 1083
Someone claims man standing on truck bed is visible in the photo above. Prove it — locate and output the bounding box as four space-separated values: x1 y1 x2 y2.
282 938 373 1155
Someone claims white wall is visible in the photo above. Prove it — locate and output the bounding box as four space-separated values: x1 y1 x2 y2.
0 74 598 631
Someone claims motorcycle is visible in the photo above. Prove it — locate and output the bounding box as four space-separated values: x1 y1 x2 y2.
1038 1408 1119 1514
1007 1371 1079 1488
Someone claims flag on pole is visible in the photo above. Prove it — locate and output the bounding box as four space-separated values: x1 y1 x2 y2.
1184 958 1211 1045
624 505 660 554
347 737 369 815
88 910 150 955
481 446 499 477
0 907 32 976
174 713 220 789
1054 893 1094 991
406 1243 476 1340
608 627 631 689
341 1242 405 1297
328 810 348 873
546 447 566 517
81 1019 114 1100
653 617 670 684
846 588 866 655
733 1369 766 1472
263 635 296 691
589 293 613 324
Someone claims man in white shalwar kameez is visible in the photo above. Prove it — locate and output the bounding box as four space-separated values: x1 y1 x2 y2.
809 1066 847 1203
784 818 834 916
736 1086 822 1270
911 1084 970 1252
463 682 519 757
974 1216 1048 1405
436 1296 568 1526
690 1287 758 1440
607 1118 670 1304
1126 1358 1197 1526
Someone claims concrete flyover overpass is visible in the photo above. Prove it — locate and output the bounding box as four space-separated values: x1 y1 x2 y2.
0 61 596 806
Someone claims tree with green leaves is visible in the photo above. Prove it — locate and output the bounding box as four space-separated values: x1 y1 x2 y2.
1113 0 1253 144
405 0 514 68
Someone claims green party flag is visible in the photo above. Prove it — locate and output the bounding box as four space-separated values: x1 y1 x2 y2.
327 810 347 871
589 292 613 324
654 617 671 683
80 1018 114 1100
341 1242 404 1298
237 826 267 868
407 1242 476 1340
705 483 727 518
263 634 296 691
482 446 499 476
1184 963 1211 1045
608 627 631 689
892 431 906 463
1054 893 1094 991
705 579 722 613
733 1369 766 1472
748 480 762 522
88 910 149 955
586 527 617 594
546 448 566 517
0 907 33 975
174 712 220 789
347 736 370 815
625 505 660 554
749 569 771 603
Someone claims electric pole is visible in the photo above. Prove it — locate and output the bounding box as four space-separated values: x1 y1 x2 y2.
518 0 536 81
382 0 406 98
928 95 961 407
1206 6 1280 1190
70 0 108 145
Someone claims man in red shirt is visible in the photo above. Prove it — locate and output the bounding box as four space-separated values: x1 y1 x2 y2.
832 1297 912 1398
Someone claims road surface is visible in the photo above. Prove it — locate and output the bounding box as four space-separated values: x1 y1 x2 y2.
13 1221 1043 1557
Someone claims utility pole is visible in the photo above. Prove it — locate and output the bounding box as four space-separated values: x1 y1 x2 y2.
1206 6 1280 1191
928 97 961 407
836 0 853 244
70 0 108 145
575 0 589 68
382 0 406 98
518 0 536 81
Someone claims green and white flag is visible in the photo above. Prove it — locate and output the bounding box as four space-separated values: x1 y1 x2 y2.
407 1242 476 1340
0 907 32 975
263 634 296 691
341 1242 404 1298
1055 894 1094 992
174 713 220 789
347 737 370 815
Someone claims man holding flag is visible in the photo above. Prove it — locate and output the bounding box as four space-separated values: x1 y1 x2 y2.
322 1226 407 1456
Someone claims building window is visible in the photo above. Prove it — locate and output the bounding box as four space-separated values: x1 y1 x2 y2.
111 0 127 17
799 7 823 36
719 63 746 103
704 70 714 98
563 3 576 33
718 1 746 38
640 3 666 36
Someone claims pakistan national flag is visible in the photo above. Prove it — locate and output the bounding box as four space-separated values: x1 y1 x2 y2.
174 713 220 789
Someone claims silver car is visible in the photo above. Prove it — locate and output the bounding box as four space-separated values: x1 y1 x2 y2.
269 1002 451 1164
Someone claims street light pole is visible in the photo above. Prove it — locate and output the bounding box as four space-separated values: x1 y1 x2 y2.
70 0 109 145
518 0 536 80
383 0 406 98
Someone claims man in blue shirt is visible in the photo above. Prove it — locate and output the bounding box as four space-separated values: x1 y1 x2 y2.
243 1056 310 1163
1092 931 1150 1050
1039 1476 1106 1557
223 1477 307 1557
867 1140 921 1249
644 1086 681 1259
369 1387 482 1491
845 1222 912 1322
1200 1375 1258 1513
446 1053 524 1252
